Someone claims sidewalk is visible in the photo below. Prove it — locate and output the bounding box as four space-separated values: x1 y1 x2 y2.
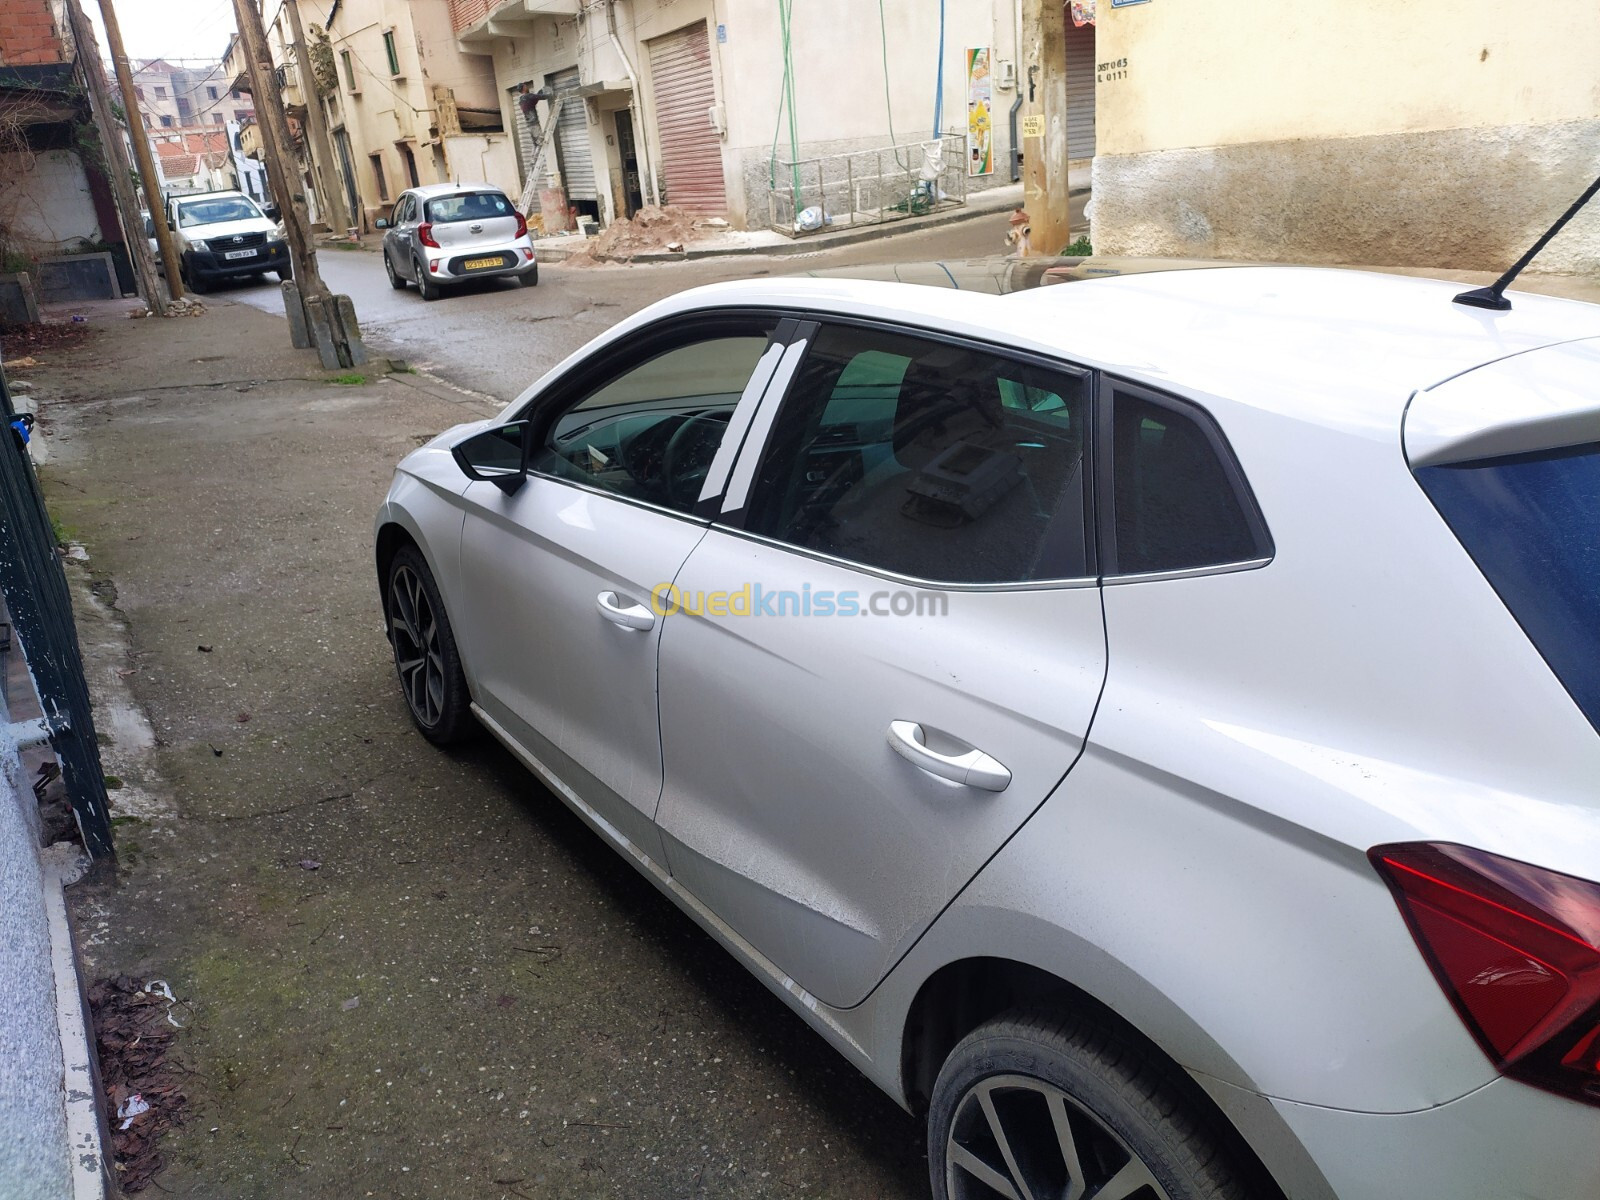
27 297 929 1199
537 183 1030 265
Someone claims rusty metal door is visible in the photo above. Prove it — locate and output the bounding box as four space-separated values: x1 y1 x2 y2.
647 21 726 214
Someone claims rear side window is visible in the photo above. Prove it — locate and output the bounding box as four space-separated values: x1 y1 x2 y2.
426 192 513 223
1418 443 1600 732
1109 386 1268 575
741 323 1091 584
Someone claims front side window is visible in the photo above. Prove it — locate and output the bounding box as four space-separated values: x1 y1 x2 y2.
1418 443 1600 733
425 192 512 223
528 323 780 515
741 324 1092 584
1109 386 1267 576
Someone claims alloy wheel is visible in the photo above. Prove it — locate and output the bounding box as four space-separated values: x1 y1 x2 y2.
389 564 445 727
946 1074 1173 1200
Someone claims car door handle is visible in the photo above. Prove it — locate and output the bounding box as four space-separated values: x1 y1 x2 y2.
887 721 1012 792
596 590 655 632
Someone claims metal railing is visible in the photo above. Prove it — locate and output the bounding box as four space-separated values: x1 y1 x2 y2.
0 356 114 858
767 132 970 238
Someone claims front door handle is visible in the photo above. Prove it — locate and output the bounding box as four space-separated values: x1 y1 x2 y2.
887 721 1012 792
596 590 655 632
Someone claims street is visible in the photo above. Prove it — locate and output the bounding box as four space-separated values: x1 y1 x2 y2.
43 217 1027 1200
226 211 1024 401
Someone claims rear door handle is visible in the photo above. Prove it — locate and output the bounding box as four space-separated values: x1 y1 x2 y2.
596 590 655 632
887 721 1011 792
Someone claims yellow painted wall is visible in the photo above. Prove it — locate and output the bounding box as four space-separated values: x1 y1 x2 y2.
1096 0 1600 156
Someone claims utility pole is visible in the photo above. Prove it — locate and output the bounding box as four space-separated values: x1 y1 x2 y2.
94 0 184 298
60 0 167 314
1020 0 1071 256
231 0 364 367
281 0 351 234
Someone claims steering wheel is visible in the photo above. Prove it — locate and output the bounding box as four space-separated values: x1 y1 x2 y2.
661 412 731 510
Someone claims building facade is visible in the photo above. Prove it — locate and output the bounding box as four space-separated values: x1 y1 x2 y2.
1088 0 1600 272
0 0 134 295
320 0 515 227
447 0 1028 231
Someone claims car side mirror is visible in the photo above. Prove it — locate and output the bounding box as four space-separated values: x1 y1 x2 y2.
376 219 390 229
261 203 281 221
452 421 530 494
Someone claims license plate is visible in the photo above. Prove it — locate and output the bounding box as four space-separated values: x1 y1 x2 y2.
463 256 503 270
224 249 258 260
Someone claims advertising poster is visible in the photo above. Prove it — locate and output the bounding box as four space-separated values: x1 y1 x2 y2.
967 47 993 176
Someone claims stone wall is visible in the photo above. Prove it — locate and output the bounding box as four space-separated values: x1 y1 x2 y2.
1091 119 1600 274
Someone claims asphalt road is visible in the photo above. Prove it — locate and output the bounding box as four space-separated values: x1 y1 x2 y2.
226 211 1022 402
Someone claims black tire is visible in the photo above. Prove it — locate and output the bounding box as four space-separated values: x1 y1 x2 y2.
385 544 474 745
929 1009 1257 1200
415 259 439 302
273 267 292 282
184 259 209 294
384 251 407 290
518 265 538 288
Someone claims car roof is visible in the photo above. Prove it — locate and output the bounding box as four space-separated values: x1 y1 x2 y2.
407 182 503 199
659 266 1600 440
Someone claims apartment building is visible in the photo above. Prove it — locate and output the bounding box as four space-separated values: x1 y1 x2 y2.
446 0 1027 231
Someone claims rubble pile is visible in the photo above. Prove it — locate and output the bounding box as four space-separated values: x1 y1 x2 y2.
566 204 698 265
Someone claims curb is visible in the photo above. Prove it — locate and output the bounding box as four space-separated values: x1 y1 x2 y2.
536 186 1037 267
43 847 111 1200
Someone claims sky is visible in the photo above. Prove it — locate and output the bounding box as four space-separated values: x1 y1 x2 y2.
86 0 241 67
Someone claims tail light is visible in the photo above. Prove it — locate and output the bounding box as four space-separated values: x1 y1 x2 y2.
1371 842 1600 1106
514 211 528 239
417 223 439 249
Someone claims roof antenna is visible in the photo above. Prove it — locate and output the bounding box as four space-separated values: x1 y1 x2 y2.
1455 171 1600 311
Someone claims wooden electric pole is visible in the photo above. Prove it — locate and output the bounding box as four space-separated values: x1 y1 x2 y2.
231 0 364 367
282 0 351 234
1020 0 1072 256
94 0 184 298
60 0 167 314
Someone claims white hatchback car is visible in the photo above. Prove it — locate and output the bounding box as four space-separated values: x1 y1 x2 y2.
378 182 538 300
374 265 1600 1200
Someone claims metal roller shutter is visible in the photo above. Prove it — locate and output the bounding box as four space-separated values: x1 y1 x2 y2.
1066 22 1096 161
647 22 727 214
548 67 597 202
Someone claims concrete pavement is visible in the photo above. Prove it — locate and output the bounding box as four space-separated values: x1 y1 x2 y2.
32 222 1600 1196
39 298 926 1199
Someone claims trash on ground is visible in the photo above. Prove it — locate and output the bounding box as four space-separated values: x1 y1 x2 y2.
117 1093 150 1129
341 996 360 1010
298 859 321 871
90 974 190 1193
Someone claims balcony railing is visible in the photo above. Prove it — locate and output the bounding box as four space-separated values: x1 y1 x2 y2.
451 0 578 37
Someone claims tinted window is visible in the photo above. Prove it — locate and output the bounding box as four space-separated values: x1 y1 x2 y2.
1418 443 1600 733
742 324 1091 584
426 192 513 223
529 328 778 515
1111 388 1263 575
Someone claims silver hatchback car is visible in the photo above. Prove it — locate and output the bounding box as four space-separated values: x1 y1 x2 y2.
375 265 1600 1200
380 182 538 300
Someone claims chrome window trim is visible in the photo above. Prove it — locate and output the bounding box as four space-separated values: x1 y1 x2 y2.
697 340 788 502
518 470 715 528
721 337 811 513
706 524 1100 593
1102 556 1273 585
